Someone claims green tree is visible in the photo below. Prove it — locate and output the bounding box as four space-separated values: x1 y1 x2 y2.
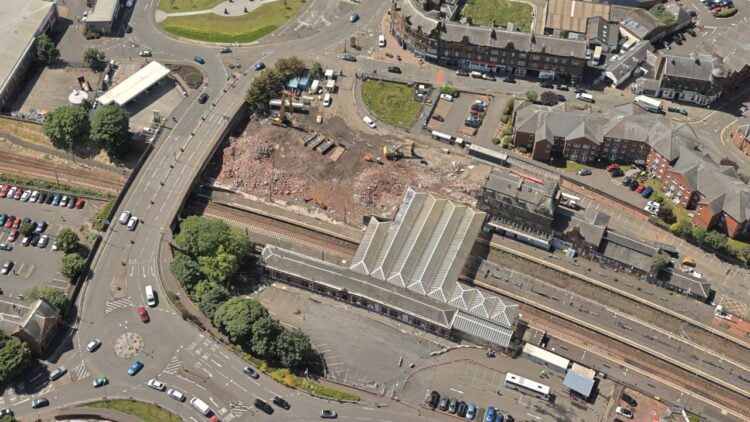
213 297 268 345
250 317 282 358
198 285 231 320
42 106 90 150
0 414 18 422
171 252 203 292
175 216 233 258
198 246 239 286
539 91 558 106
83 48 107 71
0 332 33 384
310 61 324 79
274 328 314 370
35 33 59 65
649 255 669 273
526 91 538 103
26 286 70 313
191 279 219 303
90 105 131 157
691 225 707 245
649 4 676 25
657 207 676 225
245 68 283 112
670 220 692 238
703 231 728 251
56 228 80 253
225 230 253 261
61 253 86 279
274 56 306 80
18 223 34 237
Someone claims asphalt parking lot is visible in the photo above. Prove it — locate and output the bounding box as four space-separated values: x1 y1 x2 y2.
0 189 95 300
429 92 492 140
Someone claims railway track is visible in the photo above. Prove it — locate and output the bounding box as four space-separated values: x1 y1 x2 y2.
191 200 359 258
0 151 126 194
523 308 750 420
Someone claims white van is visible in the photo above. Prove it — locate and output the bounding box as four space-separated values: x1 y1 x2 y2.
362 116 376 128
576 93 594 103
378 35 386 47
323 93 331 107
145 285 156 307
190 397 211 416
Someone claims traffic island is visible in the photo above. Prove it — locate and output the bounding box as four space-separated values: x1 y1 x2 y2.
360 80 423 128
85 399 181 422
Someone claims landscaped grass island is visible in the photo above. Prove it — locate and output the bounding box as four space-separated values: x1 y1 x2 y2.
460 0 534 32
361 80 422 128
160 0 305 43
158 0 224 13
86 399 181 422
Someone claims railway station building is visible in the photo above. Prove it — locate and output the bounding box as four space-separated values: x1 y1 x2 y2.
261 188 521 350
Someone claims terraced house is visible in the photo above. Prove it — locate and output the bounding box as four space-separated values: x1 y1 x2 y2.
389 0 588 82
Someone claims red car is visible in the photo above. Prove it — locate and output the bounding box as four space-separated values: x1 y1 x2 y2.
4 216 14 228
75 198 86 209
636 184 646 193
138 306 150 323
0 185 8 198
12 188 22 200
606 164 620 172
8 231 18 242
11 217 21 229
710 6 722 13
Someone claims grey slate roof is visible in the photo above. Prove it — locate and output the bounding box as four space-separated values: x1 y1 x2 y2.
619 8 661 39
19 299 59 344
564 370 596 398
88 0 119 23
660 269 712 300
397 0 587 58
663 54 717 81
605 40 653 86
484 170 559 217
586 17 619 49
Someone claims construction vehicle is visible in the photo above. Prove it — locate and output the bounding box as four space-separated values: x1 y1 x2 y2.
383 141 416 160
271 91 293 126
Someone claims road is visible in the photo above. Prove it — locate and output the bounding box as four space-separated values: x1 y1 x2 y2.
8 0 750 420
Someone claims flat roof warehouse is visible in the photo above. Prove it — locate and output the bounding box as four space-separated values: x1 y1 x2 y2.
97 62 171 106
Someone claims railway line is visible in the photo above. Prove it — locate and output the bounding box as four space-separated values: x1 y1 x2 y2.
523 308 750 420
189 199 359 258
0 151 127 194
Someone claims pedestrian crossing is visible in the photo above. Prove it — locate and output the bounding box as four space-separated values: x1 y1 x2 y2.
72 362 90 381
106 297 133 313
164 355 182 375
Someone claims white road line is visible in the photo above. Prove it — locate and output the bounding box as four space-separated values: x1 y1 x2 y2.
209 397 219 408
210 358 223 368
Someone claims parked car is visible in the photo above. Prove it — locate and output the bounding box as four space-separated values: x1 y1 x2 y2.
457 401 468 417
349 13 359 22
577 169 592 176
426 390 440 409
167 388 186 402
87 338 102 352
6 187 16 199
636 184 646 193
119 211 132 225
485 406 497 422
0 409 12 417
13 188 23 200
622 177 632 186
59 195 69 207
616 407 634 419
629 180 639 190
220 47 232 53
75 198 86 209
502 76 515 83
3 216 12 228
147 378 166 391
198 93 209 104
255 399 274 414
0 185 9 198
622 393 638 407
139 306 150 323
193 56 206 64
45 194 54 204
387 66 401 73
440 93 454 102
482 73 496 81
31 398 49 409
38 235 49 249
127 360 144 376
362 116 376 128
127 216 139 231
1 261 12 275
92 377 108 388
606 164 620 172
7 232 17 243
456 69 470 76
35 221 47 233
321 409 338 419
448 399 458 414
254 62 266 71
29 191 39 202
273 396 291 410
49 366 67 381
611 168 624 177
52 193 61 206
243 366 260 379
0 244 11 251
641 187 654 198
11 217 20 229
438 397 450 411
431 115 445 122
466 403 477 420
340 54 357 62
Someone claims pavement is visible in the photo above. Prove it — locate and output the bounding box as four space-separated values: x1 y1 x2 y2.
154 0 281 22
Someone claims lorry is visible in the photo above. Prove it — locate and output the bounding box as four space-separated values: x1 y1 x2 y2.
592 46 603 65
634 95 662 113
576 92 594 103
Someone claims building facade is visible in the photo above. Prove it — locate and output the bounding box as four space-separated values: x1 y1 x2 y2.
389 0 588 82
731 118 750 156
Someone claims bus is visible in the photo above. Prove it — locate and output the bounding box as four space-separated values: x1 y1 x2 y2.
504 372 551 401
592 46 603 65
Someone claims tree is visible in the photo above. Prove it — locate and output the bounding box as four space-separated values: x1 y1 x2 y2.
175 216 233 258
213 297 268 345
191 280 219 303
703 230 728 251
0 332 33 384
670 220 692 238
649 255 669 273
526 91 538 103
90 105 131 157
198 246 239 286
61 253 86 279
657 207 676 225
171 252 203 292
35 34 59 65
274 56 306 80
310 61 324 79
225 230 253 261
539 91 558 106
83 48 107 71
0 414 18 422
42 106 90 150
18 223 34 237
691 225 707 244
56 228 80 253
250 317 282 358
26 286 70 313
274 328 314 370
198 285 231 320
245 68 283 112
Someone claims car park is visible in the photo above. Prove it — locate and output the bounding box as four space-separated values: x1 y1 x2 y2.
49 366 67 381
87 338 102 352
128 360 144 376
243 366 260 378
321 409 338 419
147 378 166 391
273 396 291 409
92 377 108 388
193 56 206 64
254 399 274 414
616 407 634 418
31 398 49 409
139 306 150 323
168 388 186 402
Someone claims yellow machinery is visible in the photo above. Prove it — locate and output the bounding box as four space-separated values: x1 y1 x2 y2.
272 91 292 126
383 141 415 160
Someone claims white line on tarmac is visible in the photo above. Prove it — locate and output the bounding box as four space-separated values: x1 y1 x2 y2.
450 388 464 395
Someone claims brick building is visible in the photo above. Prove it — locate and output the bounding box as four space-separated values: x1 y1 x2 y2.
731 118 750 156
389 0 588 82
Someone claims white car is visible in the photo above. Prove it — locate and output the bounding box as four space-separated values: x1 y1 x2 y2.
30 191 40 202
51 241 59 251
147 378 166 391
167 388 186 402
362 116 376 128
616 407 634 419
439 93 454 102
119 210 131 225
20 190 31 202
38 235 49 248
86 338 102 352
127 216 139 231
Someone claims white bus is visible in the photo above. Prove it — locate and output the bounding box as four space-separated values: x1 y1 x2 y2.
504 372 551 401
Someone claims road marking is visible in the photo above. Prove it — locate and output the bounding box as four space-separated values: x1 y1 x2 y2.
209 397 219 408
450 388 464 394
106 297 133 313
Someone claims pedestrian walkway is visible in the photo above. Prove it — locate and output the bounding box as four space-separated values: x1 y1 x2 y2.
155 0 280 22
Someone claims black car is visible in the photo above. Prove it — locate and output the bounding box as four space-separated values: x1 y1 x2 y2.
425 390 440 409
254 62 266 71
254 399 274 414
38 192 47 203
540 80 553 88
45 194 54 204
438 397 450 411
431 115 445 122
31 398 49 409
629 180 639 190
622 393 638 407
272 396 290 410
457 401 467 417
622 176 632 186
198 93 208 104
558 94 567 102
387 66 401 73
220 47 232 53
611 168 624 177
341 54 357 62
243 366 259 379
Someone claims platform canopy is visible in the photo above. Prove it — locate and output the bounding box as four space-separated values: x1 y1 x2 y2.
97 61 171 106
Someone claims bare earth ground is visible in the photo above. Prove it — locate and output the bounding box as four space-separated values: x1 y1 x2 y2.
209 114 490 227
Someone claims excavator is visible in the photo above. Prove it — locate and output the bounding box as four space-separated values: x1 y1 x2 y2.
271 90 293 126
383 140 416 160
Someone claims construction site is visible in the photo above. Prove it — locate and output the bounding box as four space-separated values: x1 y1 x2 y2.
204 102 489 227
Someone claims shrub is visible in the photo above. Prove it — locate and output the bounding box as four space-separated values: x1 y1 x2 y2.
492 137 502 145
440 85 458 97
501 126 513 137
500 114 510 124
526 91 538 103
715 7 737 17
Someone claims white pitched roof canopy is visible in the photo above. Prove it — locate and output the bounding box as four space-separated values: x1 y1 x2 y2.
97 61 171 106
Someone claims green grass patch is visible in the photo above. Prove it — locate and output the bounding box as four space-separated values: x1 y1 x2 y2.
550 159 592 173
86 399 181 422
361 80 422 128
160 0 304 43
91 198 115 231
643 179 691 222
649 4 676 25
158 0 224 12
461 0 534 32
0 117 50 146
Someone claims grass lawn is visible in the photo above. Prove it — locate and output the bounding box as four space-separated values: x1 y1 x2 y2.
643 178 691 222
86 400 181 422
158 0 224 12
461 0 534 32
361 80 422 128
0 117 50 147
160 0 304 43
550 159 592 173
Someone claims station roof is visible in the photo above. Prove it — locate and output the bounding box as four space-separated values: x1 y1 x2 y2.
88 0 120 23
0 0 56 99
564 370 596 398
97 61 171 106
